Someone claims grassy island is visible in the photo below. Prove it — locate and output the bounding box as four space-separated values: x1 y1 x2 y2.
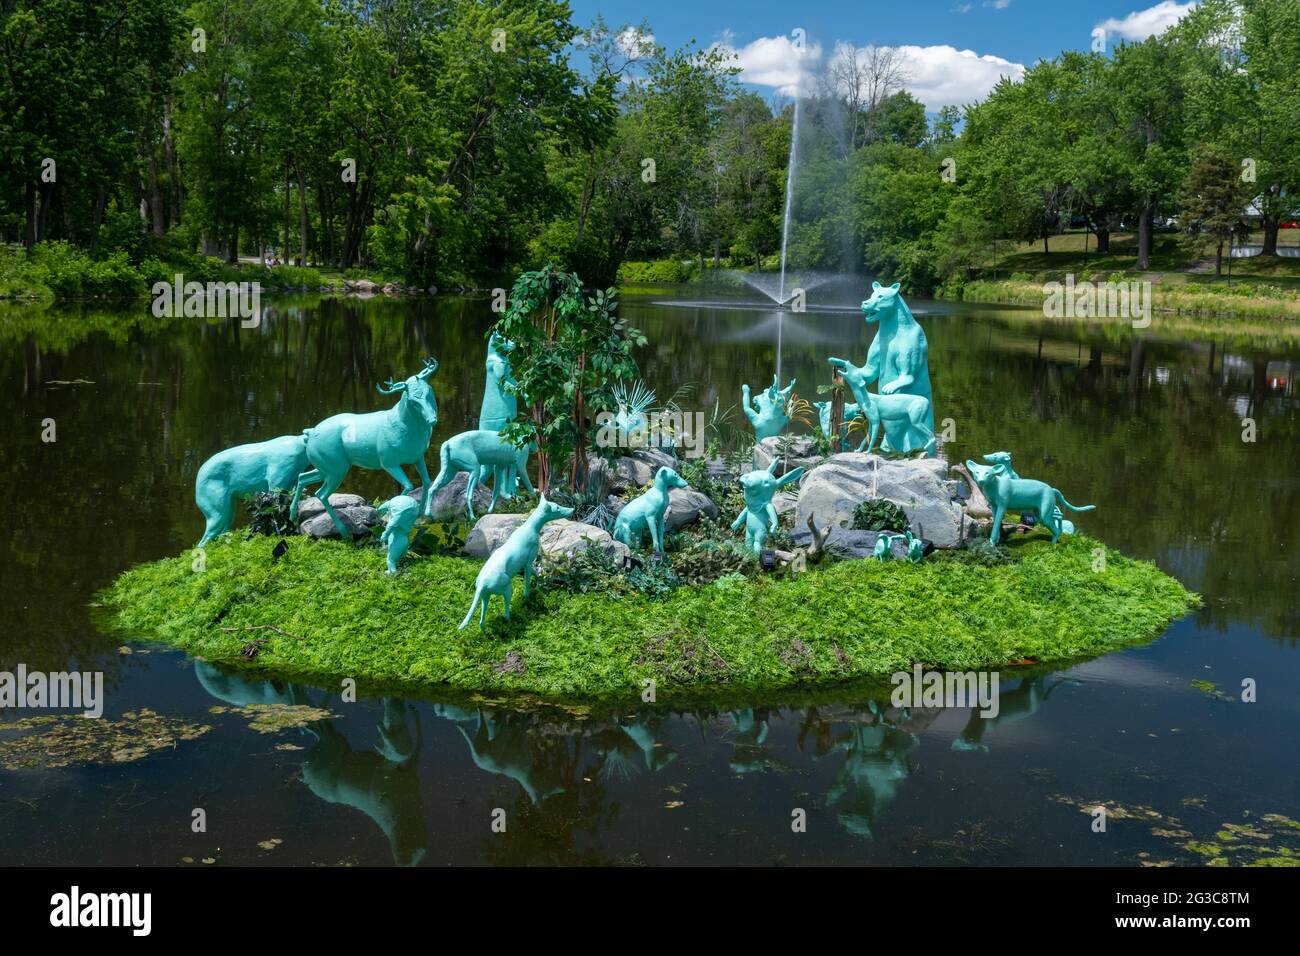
100 533 1197 703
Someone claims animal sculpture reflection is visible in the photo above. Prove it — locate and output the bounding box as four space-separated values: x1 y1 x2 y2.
731 459 805 554
459 495 574 630
828 282 934 454
613 466 688 552
195 434 309 545
428 429 536 521
377 495 420 575
742 375 796 441
965 458 1095 544
290 358 439 538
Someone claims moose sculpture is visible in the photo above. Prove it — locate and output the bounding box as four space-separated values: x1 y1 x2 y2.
194 433 310 546
289 357 439 539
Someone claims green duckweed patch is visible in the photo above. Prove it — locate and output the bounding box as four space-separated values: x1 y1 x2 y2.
0 710 211 770
99 533 1197 702
208 703 337 733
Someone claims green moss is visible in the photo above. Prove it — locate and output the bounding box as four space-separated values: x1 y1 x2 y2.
98 533 1197 702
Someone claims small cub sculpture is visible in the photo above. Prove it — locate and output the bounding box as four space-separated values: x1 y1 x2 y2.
731 458 805 554
195 434 310 546
428 429 535 521
459 495 574 630
965 458 1095 544
377 495 420 575
812 400 861 440
742 375 795 442
613 466 688 552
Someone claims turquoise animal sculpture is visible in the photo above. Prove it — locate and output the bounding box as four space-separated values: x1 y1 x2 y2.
965 457 1095 544
459 495 574 630
612 379 656 447
613 466 688 552
478 332 517 432
872 530 924 562
812 400 862 440
377 495 420 575
828 282 934 455
428 429 536 521
742 375 795 441
981 450 1074 534
290 357 439 538
730 458 805 554
195 434 309 545
855 387 936 457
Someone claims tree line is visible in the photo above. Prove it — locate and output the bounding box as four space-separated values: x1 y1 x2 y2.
1 0 1296 291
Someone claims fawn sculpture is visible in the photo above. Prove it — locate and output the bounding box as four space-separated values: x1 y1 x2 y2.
459 495 574 630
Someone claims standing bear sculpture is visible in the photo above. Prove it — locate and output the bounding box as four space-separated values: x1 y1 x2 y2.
377 495 421 575
195 434 310 545
290 357 439 538
427 429 535 522
613 466 688 552
731 458 805 554
828 282 934 455
459 495 574 630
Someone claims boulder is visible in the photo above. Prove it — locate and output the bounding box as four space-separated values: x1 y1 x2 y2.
406 475 494 523
610 447 678 491
297 493 379 538
753 436 822 476
795 453 968 549
463 515 630 564
664 487 718 531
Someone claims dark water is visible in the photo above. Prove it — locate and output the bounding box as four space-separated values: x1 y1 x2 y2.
1 289 1297 866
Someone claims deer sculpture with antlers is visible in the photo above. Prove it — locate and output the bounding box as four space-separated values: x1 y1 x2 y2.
290 357 439 539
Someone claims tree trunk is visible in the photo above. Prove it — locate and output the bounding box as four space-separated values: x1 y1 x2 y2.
148 151 166 236
1214 239 1223 278
1136 205 1152 269
298 168 308 267
1261 215 1279 257
24 181 37 253
1095 227 1110 254
282 163 291 260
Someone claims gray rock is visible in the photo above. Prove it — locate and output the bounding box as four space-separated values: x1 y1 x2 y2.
790 527 930 560
664 487 718 531
297 493 379 538
463 514 630 564
753 436 822 476
610 447 677 491
795 452 968 548
406 474 495 523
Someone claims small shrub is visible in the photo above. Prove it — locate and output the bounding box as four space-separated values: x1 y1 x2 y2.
243 491 296 538
850 499 911 533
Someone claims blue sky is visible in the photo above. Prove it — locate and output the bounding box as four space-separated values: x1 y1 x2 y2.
567 0 1198 108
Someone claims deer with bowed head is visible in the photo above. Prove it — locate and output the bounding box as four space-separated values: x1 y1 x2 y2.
194 433 310 546
377 495 420 575
289 357 439 539
460 495 574 630
828 281 935 455
427 429 535 522
742 375 796 441
731 458 805 554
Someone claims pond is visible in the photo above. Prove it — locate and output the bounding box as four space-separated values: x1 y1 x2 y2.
1 288 1297 866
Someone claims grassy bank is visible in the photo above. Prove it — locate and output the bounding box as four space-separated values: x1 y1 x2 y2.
100 533 1197 702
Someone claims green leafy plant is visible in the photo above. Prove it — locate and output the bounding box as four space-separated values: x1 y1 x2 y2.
243 490 297 538
849 499 911 533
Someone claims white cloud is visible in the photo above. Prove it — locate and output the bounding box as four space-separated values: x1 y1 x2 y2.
894 44 1025 109
719 32 1023 109
985 0 1012 9
1096 1 1197 41
616 27 655 58
953 3 973 12
713 30 824 96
